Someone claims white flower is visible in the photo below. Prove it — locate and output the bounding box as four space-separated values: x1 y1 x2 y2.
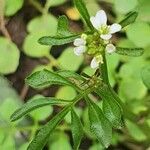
90 10 121 40
106 44 116 54
73 37 86 56
90 55 103 69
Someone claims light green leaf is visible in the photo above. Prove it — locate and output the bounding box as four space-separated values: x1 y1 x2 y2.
0 37 20 74
11 95 69 122
56 86 76 100
27 15 57 35
49 132 71 150
46 0 66 7
119 11 138 28
116 47 144 56
5 0 24 16
73 0 94 30
57 15 73 36
38 34 80 46
141 66 150 89
23 33 50 58
97 86 123 129
25 69 73 89
126 119 146 141
87 98 112 148
126 22 150 47
58 47 84 71
114 0 138 14
27 105 71 150
71 109 84 150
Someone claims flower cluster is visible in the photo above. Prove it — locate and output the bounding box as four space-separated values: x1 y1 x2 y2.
73 10 122 69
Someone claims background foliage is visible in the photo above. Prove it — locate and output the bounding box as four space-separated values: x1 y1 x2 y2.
0 0 150 149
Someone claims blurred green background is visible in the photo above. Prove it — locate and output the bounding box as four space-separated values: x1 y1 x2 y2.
0 0 150 149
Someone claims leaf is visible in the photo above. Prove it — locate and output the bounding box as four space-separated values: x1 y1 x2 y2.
38 34 80 46
116 47 144 57
58 47 83 71
0 37 20 74
25 69 73 89
5 0 24 16
11 96 69 122
119 11 138 28
126 22 150 47
57 15 73 36
71 109 83 150
27 105 71 150
114 0 138 14
46 0 67 7
87 98 112 148
73 0 94 30
97 86 123 129
126 119 146 141
141 66 150 89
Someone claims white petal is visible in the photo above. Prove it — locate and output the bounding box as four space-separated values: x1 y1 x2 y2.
90 57 99 69
100 34 112 40
74 46 86 56
90 10 107 29
105 44 116 54
73 38 86 46
109 23 122 34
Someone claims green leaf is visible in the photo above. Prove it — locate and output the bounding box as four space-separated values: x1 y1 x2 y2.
57 15 73 36
97 86 123 129
73 0 94 30
87 98 112 148
116 47 144 57
27 105 71 150
126 22 150 47
71 109 84 150
126 119 146 141
25 69 73 89
114 0 138 14
5 0 24 16
11 96 69 122
141 66 150 89
38 34 80 46
58 47 84 71
0 37 20 74
119 11 138 28
46 0 66 7
56 86 76 100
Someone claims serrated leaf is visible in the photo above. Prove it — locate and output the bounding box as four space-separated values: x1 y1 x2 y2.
73 0 94 30
119 11 138 28
141 66 150 89
25 69 73 89
0 37 20 74
27 105 71 150
87 98 112 148
97 86 123 129
38 34 80 46
57 15 73 36
10 96 69 122
71 109 83 150
116 47 144 57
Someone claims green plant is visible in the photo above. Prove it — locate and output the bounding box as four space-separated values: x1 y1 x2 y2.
9 0 149 149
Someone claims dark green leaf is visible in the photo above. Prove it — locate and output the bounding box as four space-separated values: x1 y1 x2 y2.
97 85 123 129
119 11 138 28
57 15 73 36
87 97 112 148
27 105 71 150
73 0 94 30
116 47 144 56
71 109 84 150
38 34 80 46
141 66 150 89
10 96 69 122
25 69 73 89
